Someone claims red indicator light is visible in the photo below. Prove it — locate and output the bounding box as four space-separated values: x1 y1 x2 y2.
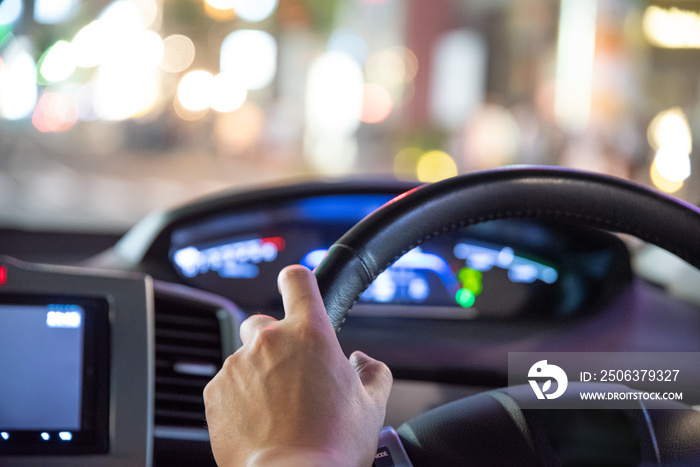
0 266 6 285
262 237 286 251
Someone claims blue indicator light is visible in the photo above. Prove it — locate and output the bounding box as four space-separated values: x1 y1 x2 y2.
59 432 72 441
41 432 50 441
1 432 9 440
293 195 393 222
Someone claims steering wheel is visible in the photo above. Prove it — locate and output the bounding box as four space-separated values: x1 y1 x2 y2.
314 166 700 465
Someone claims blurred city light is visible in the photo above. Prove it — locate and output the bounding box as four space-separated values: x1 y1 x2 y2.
328 29 368 65
220 30 277 90
305 52 363 134
0 0 22 25
210 73 247 113
554 0 598 134
647 107 692 153
0 40 37 120
360 83 393 124
393 147 423 181
429 30 486 129
463 104 520 170
32 91 79 133
234 0 278 22
416 151 458 182
34 0 79 24
650 159 683 194
305 132 359 176
178 70 214 112
204 0 236 22
38 41 76 83
72 21 108 68
160 35 196 73
647 107 692 184
653 145 691 183
643 6 700 49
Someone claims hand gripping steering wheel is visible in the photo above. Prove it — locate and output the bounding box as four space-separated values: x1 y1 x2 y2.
314 166 700 465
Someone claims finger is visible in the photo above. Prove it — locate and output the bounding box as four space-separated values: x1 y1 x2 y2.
277 265 327 323
350 351 393 406
239 314 278 345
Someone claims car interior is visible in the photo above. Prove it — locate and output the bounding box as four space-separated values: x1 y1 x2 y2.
1 0 700 466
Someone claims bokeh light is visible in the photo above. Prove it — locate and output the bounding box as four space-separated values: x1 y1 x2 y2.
360 83 393 124
204 0 236 22
305 133 359 176
650 159 683 193
177 70 214 112
393 147 423 180
38 41 76 83
643 6 700 49
210 73 247 113
32 91 79 133
34 0 79 24
416 150 458 182
160 34 196 73
214 101 264 154
327 29 368 65
463 104 521 170
234 0 278 22
0 0 23 26
72 21 108 68
0 40 37 120
305 52 363 134
220 30 277 90
647 107 692 153
653 146 691 183
365 48 408 90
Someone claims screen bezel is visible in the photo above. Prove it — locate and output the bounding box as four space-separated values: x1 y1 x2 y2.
0 294 110 456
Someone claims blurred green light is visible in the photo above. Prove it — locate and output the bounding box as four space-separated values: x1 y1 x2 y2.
458 267 483 296
455 288 475 308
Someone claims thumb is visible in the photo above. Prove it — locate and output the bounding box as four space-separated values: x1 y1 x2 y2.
350 351 393 405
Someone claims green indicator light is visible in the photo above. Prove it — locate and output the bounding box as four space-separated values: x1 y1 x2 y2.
458 267 483 296
455 288 476 308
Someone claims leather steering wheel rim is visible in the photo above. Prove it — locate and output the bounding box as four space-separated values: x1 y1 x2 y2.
314 166 700 331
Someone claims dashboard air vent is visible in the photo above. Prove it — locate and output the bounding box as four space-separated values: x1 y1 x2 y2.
153 294 225 429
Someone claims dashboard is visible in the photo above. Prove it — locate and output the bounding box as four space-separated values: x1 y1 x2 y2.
166 193 630 321
2 179 700 466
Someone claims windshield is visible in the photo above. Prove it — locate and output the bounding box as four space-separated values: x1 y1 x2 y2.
0 0 696 230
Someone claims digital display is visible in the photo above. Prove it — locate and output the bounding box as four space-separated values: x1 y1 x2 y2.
0 296 109 455
169 195 573 320
0 304 85 431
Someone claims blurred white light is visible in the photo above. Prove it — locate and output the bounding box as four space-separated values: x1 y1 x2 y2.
58 432 73 441
305 52 363 134
210 73 247 112
0 432 8 440
0 0 22 25
41 432 50 441
429 30 487 129
233 0 278 22
40 41 76 82
206 0 235 9
34 0 79 24
648 107 692 153
554 0 598 133
643 6 700 49
94 62 158 120
72 21 109 67
130 0 158 28
0 41 37 120
160 34 195 73
304 132 359 175
99 0 144 29
220 30 277 90
653 146 691 182
178 70 214 112
328 29 368 65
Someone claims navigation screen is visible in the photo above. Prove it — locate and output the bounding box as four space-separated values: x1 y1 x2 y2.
0 304 85 431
